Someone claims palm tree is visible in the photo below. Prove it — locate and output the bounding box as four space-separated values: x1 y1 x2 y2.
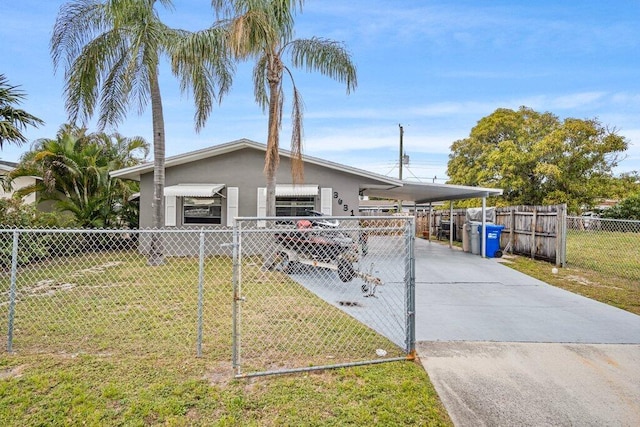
213 0 357 215
0 74 44 148
51 0 232 262
10 125 149 228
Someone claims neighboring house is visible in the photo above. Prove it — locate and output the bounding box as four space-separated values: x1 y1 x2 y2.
0 161 38 205
111 138 403 229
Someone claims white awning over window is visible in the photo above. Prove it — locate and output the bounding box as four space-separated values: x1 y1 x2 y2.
275 184 319 197
164 184 225 198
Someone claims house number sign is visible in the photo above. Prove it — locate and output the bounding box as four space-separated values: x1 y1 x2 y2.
333 191 348 212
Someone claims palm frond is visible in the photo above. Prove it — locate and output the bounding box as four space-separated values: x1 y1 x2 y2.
288 72 304 183
288 37 357 93
252 55 269 110
0 74 45 146
51 0 111 73
170 25 235 131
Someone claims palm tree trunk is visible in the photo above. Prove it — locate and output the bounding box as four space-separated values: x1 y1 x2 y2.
149 69 165 265
265 64 282 217
262 59 283 271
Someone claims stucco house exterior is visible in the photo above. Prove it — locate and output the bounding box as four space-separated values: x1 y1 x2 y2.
0 161 38 205
110 138 402 229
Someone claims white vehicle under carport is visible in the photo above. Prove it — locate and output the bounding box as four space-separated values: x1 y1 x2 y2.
273 216 382 296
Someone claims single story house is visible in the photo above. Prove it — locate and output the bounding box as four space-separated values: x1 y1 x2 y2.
111 138 504 227
110 138 503 256
0 161 38 205
111 138 406 229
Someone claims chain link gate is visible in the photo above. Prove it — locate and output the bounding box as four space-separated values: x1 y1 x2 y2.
231 216 416 378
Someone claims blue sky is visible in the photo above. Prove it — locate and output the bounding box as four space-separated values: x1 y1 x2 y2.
1 0 639 182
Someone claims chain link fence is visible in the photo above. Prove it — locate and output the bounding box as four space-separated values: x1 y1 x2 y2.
1 229 234 359
566 216 640 282
232 216 415 377
2 218 415 377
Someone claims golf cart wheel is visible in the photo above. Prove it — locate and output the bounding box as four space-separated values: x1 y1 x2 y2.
337 259 356 283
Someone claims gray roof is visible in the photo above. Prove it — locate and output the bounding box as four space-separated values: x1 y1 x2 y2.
0 160 18 172
110 138 400 186
110 138 503 203
362 181 503 204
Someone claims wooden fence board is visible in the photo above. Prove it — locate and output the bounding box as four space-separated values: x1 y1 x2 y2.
415 204 567 264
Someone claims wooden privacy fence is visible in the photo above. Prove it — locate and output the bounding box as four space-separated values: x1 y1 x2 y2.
416 204 567 266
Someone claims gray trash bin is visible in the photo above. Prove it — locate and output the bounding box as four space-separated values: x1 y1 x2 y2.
470 221 481 255
462 223 470 252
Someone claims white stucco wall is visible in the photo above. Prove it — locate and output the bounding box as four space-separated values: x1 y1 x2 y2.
0 174 37 204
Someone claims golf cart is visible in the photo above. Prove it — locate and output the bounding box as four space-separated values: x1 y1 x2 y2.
273 212 382 295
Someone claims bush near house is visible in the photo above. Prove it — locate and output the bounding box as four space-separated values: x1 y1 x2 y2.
0 198 77 267
601 192 640 220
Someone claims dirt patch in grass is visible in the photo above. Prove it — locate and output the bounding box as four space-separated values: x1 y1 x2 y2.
12 261 126 300
0 364 27 380
24 279 76 296
203 362 234 386
565 275 624 290
71 261 124 276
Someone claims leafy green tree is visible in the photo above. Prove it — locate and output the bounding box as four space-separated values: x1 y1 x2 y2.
9 125 148 228
601 192 640 220
447 107 628 213
51 0 232 233
608 171 640 200
212 0 357 215
0 74 44 148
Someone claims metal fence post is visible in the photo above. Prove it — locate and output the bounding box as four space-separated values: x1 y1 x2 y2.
197 231 205 357
405 218 416 358
7 231 19 353
231 221 241 375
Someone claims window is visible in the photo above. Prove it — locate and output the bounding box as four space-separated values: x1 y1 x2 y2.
276 196 315 216
183 197 222 224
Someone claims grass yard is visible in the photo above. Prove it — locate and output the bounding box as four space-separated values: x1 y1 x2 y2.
504 255 640 316
1 251 451 426
502 229 640 315
565 230 640 283
427 230 640 316
0 354 449 426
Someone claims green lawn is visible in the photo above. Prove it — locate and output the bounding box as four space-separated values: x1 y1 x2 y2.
566 230 640 282
505 255 640 316
502 229 640 315
427 231 640 316
1 251 451 426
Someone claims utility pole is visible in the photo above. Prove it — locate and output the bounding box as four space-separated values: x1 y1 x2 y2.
399 124 404 180
398 124 404 213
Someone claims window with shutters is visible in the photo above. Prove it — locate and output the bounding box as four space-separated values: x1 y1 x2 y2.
183 196 222 224
275 196 315 216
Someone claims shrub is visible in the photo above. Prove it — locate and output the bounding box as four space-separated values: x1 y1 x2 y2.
0 198 78 267
601 192 640 220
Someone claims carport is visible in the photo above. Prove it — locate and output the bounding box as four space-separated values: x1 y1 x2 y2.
361 181 503 257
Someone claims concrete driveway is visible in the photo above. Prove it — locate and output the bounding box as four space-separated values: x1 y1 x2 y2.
414 239 640 426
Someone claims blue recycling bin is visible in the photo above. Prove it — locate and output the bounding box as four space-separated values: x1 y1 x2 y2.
478 224 505 258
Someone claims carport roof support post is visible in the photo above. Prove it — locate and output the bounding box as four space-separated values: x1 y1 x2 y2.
482 197 487 258
449 204 454 248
